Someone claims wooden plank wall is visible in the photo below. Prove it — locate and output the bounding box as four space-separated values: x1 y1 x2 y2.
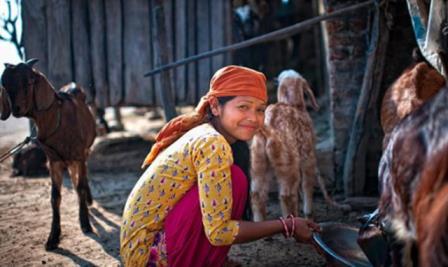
21 0 48 75
21 0 232 108
71 0 93 102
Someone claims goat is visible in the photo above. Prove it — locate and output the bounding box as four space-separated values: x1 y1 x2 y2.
0 59 96 250
376 83 448 267
380 53 445 149
11 143 48 177
250 69 350 221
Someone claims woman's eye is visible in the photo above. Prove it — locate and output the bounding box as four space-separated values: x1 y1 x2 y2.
238 105 249 111
257 108 265 114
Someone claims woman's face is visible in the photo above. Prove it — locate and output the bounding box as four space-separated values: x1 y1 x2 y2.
211 96 266 143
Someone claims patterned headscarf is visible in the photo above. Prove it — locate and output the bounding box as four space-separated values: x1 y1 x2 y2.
142 65 267 168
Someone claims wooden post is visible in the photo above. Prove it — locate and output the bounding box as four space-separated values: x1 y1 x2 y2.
153 0 177 120
342 5 390 196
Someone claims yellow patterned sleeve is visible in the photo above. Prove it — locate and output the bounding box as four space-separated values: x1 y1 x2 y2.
192 134 240 246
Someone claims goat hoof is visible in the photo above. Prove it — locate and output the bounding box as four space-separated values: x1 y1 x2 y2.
45 229 61 251
10 169 21 177
45 239 59 251
86 190 93 206
86 197 93 206
81 224 93 234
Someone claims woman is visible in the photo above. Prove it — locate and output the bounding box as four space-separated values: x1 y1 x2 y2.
120 65 320 267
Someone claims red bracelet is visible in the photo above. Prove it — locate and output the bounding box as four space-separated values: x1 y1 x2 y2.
287 214 295 238
278 217 289 238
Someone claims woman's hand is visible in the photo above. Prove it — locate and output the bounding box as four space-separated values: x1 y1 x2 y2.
292 217 321 243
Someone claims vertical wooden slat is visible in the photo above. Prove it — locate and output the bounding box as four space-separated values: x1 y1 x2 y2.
223 0 233 65
105 0 123 106
22 0 48 74
46 0 72 90
151 0 174 107
196 0 211 97
210 0 225 74
151 0 162 106
123 0 152 105
152 0 177 120
71 0 94 102
187 0 197 104
88 0 109 107
164 0 175 104
175 0 187 103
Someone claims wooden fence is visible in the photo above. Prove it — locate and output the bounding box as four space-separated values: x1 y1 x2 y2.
21 0 233 108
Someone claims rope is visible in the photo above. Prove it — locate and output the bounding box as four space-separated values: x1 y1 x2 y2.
0 136 32 163
144 0 376 77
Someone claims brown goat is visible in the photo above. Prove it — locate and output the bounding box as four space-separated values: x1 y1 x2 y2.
380 61 445 149
0 59 96 250
250 69 350 221
376 82 448 267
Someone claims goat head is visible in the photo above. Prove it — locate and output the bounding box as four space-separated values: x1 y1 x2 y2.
1 59 56 118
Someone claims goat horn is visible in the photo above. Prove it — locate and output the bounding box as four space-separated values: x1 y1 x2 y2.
25 58 39 67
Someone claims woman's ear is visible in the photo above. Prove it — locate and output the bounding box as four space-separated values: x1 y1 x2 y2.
209 98 220 116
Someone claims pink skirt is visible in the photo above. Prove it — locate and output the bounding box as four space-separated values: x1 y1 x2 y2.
164 164 248 267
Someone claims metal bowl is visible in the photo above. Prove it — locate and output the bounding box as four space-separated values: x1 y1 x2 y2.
312 222 372 267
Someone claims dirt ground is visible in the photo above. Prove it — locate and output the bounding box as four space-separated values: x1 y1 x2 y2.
0 108 375 267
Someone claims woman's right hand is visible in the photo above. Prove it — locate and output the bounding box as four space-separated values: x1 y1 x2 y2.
292 217 321 243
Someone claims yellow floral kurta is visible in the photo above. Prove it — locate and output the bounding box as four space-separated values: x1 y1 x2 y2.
120 123 240 266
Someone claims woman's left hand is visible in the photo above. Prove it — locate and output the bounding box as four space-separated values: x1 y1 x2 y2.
292 217 321 243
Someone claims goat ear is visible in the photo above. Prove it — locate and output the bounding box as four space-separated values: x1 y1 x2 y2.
34 75 56 111
25 58 39 68
304 81 319 111
415 64 445 100
0 86 11 120
277 83 288 103
4 63 14 69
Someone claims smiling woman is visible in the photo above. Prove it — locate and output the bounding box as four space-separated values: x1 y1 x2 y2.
120 65 321 267
209 96 266 143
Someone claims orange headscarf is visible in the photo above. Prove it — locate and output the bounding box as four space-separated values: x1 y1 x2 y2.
141 65 267 168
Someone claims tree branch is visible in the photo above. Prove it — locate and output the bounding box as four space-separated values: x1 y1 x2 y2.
0 0 23 59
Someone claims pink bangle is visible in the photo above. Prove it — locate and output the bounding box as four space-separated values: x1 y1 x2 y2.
278 217 289 238
287 214 295 238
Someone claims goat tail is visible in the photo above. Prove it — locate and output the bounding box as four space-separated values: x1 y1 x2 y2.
414 146 448 267
316 170 351 212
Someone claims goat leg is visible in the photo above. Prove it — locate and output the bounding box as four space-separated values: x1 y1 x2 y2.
250 170 271 222
279 178 300 218
70 162 93 233
301 165 316 218
45 161 64 250
85 180 93 206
